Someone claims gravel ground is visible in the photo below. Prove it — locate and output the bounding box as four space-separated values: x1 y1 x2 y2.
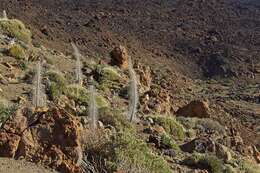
0 158 57 173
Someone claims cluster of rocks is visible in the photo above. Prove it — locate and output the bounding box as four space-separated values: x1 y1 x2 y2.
0 107 84 173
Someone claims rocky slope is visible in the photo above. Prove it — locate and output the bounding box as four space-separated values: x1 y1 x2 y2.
0 0 259 173
0 0 260 80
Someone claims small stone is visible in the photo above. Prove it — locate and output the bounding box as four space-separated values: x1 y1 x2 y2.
143 126 154 134
216 144 232 163
3 62 13 69
148 134 161 147
162 149 176 157
147 117 154 124
252 145 260 163
152 125 166 134
97 121 104 129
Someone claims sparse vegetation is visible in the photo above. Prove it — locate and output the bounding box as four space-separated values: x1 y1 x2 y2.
65 84 109 109
128 56 138 122
8 44 26 60
177 116 225 134
0 19 32 43
112 130 172 173
160 134 180 150
46 70 67 100
99 107 132 130
85 108 172 173
99 66 122 81
0 100 17 127
149 115 185 140
95 65 123 92
238 159 260 173
183 153 224 173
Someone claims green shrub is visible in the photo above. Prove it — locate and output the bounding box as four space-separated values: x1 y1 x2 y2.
177 116 225 134
149 115 185 140
8 44 25 59
86 108 172 173
198 155 223 173
46 70 67 100
95 65 123 92
99 66 122 81
224 165 236 173
0 100 17 127
239 160 260 173
112 130 172 173
99 108 132 130
65 84 109 108
160 134 180 150
18 61 28 70
0 19 32 44
46 70 66 85
183 153 224 173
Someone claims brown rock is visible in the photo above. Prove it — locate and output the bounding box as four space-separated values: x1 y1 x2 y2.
15 129 36 158
231 135 244 146
180 137 216 153
0 107 84 173
110 45 128 69
143 87 172 114
0 131 20 157
152 125 166 134
216 144 232 163
253 145 260 163
3 108 28 135
176 100 210 118
136 64 152 94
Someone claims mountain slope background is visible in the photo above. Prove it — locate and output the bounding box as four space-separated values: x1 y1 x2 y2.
0 0 259 80
0 0 259 172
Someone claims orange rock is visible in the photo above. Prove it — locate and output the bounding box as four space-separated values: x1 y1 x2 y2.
176 100 210 118
0 107 84 173
0 131 20 157
3 108 28 135
253 145 260 163
152 124 166 134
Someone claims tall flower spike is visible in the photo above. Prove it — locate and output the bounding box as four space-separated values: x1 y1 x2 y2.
2 10 7 19
128 56 138 122
32 61 46 109
71 42 83 86
89 85 98 130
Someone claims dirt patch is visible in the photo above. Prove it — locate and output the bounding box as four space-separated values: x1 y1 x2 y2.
0 157 57 173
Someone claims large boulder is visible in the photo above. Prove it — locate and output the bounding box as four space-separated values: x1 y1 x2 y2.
110 45 129 69
176 100 210 118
